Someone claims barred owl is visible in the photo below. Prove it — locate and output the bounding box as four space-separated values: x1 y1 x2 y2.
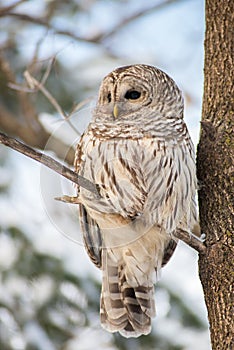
74 64 199 338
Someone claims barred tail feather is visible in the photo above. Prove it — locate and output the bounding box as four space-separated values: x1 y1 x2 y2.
100 249 155 338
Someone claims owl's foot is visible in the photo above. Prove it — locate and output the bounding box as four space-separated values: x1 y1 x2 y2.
200 233 206 242
54 195 81 204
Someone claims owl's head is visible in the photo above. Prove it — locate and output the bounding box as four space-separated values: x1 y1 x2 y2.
94 64 183 123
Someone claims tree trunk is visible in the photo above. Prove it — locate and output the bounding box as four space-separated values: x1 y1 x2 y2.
197 1 234 349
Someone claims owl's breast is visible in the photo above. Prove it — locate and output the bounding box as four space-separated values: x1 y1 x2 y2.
78 135 152 218
77 130 197 233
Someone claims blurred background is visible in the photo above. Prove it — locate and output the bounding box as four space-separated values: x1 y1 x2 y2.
0 0 210 349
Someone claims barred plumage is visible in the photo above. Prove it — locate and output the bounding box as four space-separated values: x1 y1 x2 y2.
74 64 199 337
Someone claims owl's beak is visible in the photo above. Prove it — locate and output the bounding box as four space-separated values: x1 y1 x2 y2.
113 104 119 118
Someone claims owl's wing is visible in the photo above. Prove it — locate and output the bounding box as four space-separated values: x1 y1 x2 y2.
74 134 102 269
79 204 102 268
161 239 177 267
143 136 198 235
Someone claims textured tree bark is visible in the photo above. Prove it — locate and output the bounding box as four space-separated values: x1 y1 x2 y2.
197 1 234 349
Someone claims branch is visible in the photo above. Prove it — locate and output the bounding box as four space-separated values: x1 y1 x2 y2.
0 132 100 198
0 132 206 253
93 0 181 42
1 0 182 44
0 12 92 43
174 229 206 254
22 69 81 137
0 104 75 165
0 54 75 165
0 0 27 16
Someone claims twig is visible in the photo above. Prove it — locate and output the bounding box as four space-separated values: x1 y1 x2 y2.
24 70 67 118
23 69 81 136
11 67 94 124
0 12 90 42
0 0 27 16
24 69 82 136
94 0 181 42
0 132 100 198
174 229 206 254
2 0 181 44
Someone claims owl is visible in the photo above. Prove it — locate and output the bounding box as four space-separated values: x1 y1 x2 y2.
74 64 199 338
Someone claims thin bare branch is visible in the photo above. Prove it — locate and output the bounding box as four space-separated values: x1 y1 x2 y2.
40 57 55 87
0 101 75 165
69 97 94 116
0 12 88 42
93 0 182 42
24 70 67 118
0 132 100 198
23 70 81 136
0 0 27 16
2 55 77 164
1 0 182 44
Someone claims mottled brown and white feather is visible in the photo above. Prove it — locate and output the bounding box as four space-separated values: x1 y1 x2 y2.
74 64 199 337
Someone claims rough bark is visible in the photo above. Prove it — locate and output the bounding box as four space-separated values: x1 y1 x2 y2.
197 1 234 349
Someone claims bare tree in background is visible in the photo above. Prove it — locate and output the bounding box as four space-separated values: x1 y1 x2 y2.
197 1 234 349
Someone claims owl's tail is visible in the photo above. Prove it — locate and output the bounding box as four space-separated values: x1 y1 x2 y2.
100 249 156 338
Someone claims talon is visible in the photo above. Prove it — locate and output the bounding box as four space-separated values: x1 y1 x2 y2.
54 195 80 204
200 233 206 242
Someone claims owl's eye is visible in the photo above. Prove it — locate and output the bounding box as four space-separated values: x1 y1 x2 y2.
107 93 111 103
124 90 141 100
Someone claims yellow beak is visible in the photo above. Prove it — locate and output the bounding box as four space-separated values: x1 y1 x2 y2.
113 104 119 118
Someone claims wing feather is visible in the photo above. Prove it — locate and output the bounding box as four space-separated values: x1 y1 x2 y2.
74 133 103 268
79 204 102 268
